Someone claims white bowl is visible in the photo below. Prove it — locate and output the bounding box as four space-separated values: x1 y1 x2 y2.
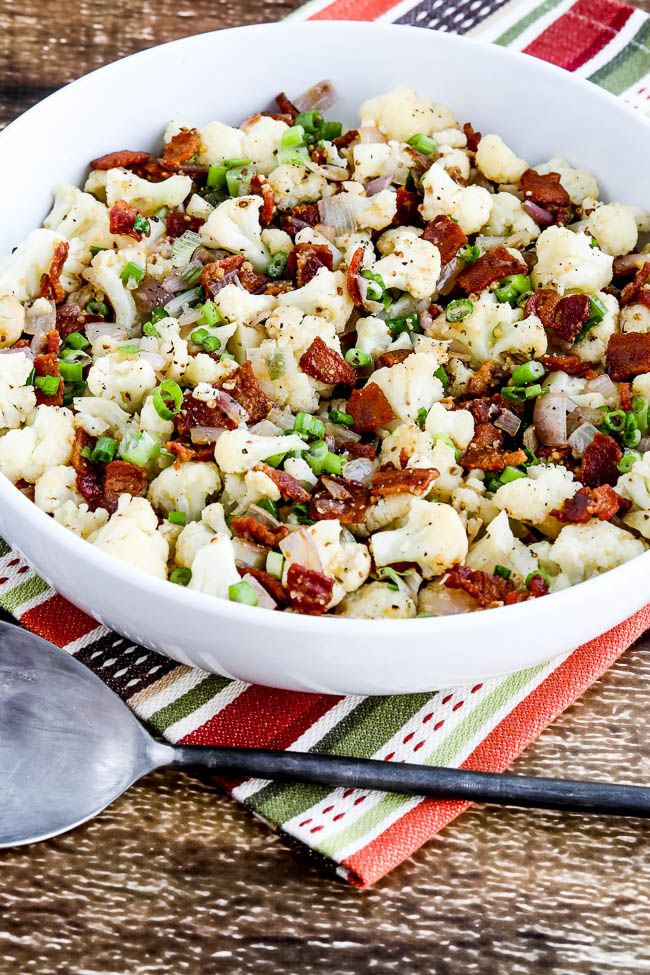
0 21 649 694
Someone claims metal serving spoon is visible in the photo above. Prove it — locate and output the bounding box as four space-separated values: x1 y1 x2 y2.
1 621 649 848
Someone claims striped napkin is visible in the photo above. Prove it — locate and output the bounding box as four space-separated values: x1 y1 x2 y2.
3 0 650 886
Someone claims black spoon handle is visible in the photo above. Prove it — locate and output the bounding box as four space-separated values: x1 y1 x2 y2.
171 746 650 818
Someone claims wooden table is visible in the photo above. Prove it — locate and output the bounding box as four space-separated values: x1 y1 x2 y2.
1 3 650 971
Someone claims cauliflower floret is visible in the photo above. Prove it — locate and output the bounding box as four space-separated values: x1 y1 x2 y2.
277 267 353 333
284 455 317 488
616 450 650 511
371 498 468 578
532 227 613 294
172 120 244 166
148 461 220 521
483 192 539 247
261 227 293 255
621 303 650 334
183 352 224 387
0 350 36 429
380 423 438 469
139 393 174 440
44 184 112 259
432 291 546 367
84 249 137 330
535 157 599 206
586 203 638 257
360 86 456 142
139 314 190 383
0 229 67 302
370 236 441 300
355 315 411 360
174 502 230 568
267 164 333 211
86 352 157 413
201 196 269 273
575 291 619 363
347 190 398 232
91 495 169 579
425 402 474 450
105 169 192 215
437 146 471 181
214 430 308 474
475 134 527 184
361 494 414 536
548 521 644 584
54 500 109 538
633 373 650 399
421 163 492 236
72 396 130 439
0 404 74 483
265 306 341 357
187 533 241 599
282 521 371 607
337 231 375 268
211 282 276 329
0 295 25 348
466 510 539 582
241 115 290 174
295 226 342 268
493 463 578 531
371 353 445 423
251 339 319 412
336 580 417 619
35 466 107 538
352 141 411 184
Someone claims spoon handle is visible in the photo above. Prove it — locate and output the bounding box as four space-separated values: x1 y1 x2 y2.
171 746 650 818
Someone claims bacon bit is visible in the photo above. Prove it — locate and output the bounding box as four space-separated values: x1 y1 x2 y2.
310 145 329 165
539 354 591 377
527 574 549 598
551 484 630 524
72 431 146 513
299 336 356 386
73 430 104 510
464 393 510 425
466 360 505 397
33 331 63 405
258 463 310 503
285 563 334 615
236 563 288 606
309 477 369 524
333 129 358 151
579 432 622 487
444 564 520 608
619 382 632 412
263 280 294 296
393 187 421 226
132 157 176 183
456 245 528 294
370 466 438 499
55 303 94 340
230 516 289 547
275 91 300 119
525 289 558 327
288 202 321 227
200 255 268 295
89 149 151 170
346 245 365 308
375 349 413 370
347 383 395 433
422 214 468 265
346 441 377 460
166 210 204 238
174 390 237 437
463 122 481 153
162 128 202 168
39 242 69 304
287 242 333 288
250 173 276 226
520 169 570 209
221 361 272 424
462 422 526 472
109 199 145 239
552 293 591 343
606 331 650 381
620 262 650 307
102 460 148 513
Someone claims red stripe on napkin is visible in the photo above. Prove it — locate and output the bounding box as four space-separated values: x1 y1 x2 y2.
523 0 633 70
20 594 97 646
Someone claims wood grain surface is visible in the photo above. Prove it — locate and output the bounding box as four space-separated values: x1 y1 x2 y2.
1 3 650 973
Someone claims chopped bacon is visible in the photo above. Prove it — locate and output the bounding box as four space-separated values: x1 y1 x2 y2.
456 245 528 294
164 439 212 465
166 210 204 238
527 574 549 598
299 336 356 386
606 331 650 381
551 484 630 524
109 199 145 239
33 331 63 405
236 563 288 606
309 477 369 524
461 422 526 472
333 129 358 151
370 466 438 499
525 289 558 327
250 173 276 226
375 349 413 370
579 432 622 487
310 145 329 165
345 441 377 461
422 215 467 265
393 187 421 226
257 463 310 503
288 202 321 227
221 361 272 424
347 383 395 433
346 245 365 308
444 564 521 608
285 563 334 615
73 430 104 510
102 461 148 513
463 122 481 153
620 262 650 307
619 382 632 412
200 255 268 295
174 390 237 437
539 354 591 377
162 128 202 168
467 360 505 397
525 290 589 344
287 242 333 288
90 149 150 170
230 516 289 547
55 303 96 340
72 430 146 513
520 169 570 209
464 393 511 425
39 242 69 304
263 280 294 296
275 91 300 119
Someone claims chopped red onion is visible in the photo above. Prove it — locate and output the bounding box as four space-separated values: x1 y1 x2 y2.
523 425 539 455
365 175 392 197
317 195 357 235
323 420 361 446
248 504 282 530
249 419 282 437
494 409 521 437
293 80 338 113
613 252 650 276
242 573 277 610
0 346 34 359
523 200 554 226
314 223 337 243
321 475 352 499
356 275 384 314
138 350 167 371
305 160 348 182
421 584 476 616
189 426 224 444
638 436 650 453
232 539 267 569
586 374 617 398
213 389 248 425
358 126 386 145
418 308 435 335
567 421 599 457
533 392 569 446
279 527 324 574
267 407 296 431
162 269 192 294
85 321 127 345
24 299 56 336
341 457 377 484
164 287 202 318
436 256 462 295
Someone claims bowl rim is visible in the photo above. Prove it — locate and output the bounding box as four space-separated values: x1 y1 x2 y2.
1 18 649 637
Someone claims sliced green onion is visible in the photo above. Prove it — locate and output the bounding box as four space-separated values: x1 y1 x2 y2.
153 206 169 220
587 294 607 324
445 299 473 322
278 147 309 167
207 164 228 189
198 300 221 326
502 384 546 402
322 451 344 476
118 430 161 467
80 446 93 461
170 567 192 586
62 380 86 405
517 290 533 309
34 375 61 396
494 565 511 580
91 437 117 464
86 300 110 318
264 452 286 468
25 367 36 387
164 287 202 317
457 243 481 264
294 111 321 133
151 306 167 324
330 409 354 427
143 321 160 338
321 121 343 141
511 360 545 386
153 380 183 420
624 412 641 448
345 348 372 368
133 214 150 236
386 312 420 338
495 274 531 305
58 359 84 383
500 466 527 484
294 412 326 440
228 580 259 606
632 396 649 434
266 551 285 579
359 268 385 303
282 125 306 149
117 342 140 355
168 510 187 527
170 230 202 269
377 566 406 591
618 450 642 474
416 407 428 430
89 245 107 257
305 440 329 475
257 497 280 519
226 167 248 197
434 365 449 389
184 264 201 286
120 261 146 289
291 502 314 525
64 331 90 350
267 252 288 279
600 409 626 434
268 351 285 380
407 133 438 155
220 352 235 361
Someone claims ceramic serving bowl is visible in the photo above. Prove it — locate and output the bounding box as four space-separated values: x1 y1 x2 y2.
0 21 648 694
